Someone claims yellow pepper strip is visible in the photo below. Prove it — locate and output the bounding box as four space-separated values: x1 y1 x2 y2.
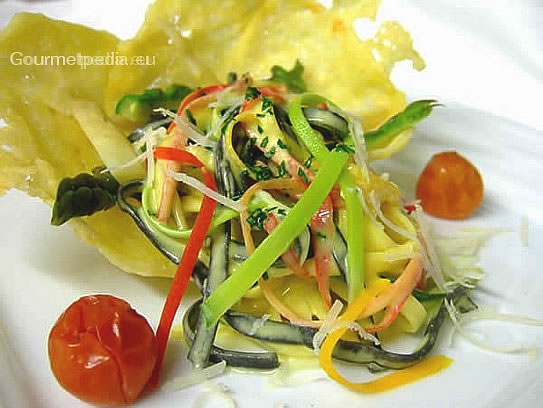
318 279 453 392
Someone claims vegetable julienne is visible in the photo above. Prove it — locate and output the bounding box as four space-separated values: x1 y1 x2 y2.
1 3 540 405
94 66 467 395
46 62 475 398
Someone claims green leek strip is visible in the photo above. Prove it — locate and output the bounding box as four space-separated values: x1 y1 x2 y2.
201 148 351 327
340 177 366 302
288 94 365 301
288 93 331 159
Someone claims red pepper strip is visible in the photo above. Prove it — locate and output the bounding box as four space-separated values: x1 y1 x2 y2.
166 84 229 133
241 95 262 113
153 146 205 167
149 147 218 388
359 254 424 332
310 195 335 308
258 84 288 104
263 213 310 279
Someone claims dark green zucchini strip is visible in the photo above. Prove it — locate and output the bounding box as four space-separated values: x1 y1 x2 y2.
117 181 183 265
183 300 279 370
223 286 472 370
331 227 348 280
188 135 234 369
275 105 349 152
187 226 230 368
127 117 173 143
303 107 349 144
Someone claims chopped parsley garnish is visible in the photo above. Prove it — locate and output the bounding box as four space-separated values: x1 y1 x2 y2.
277 139 288 150
264 146 277 159
261 97 274 114
250 165 273 181
297 167 309 184
245 86 261 100
246 208 268 230
304 155 314 169
277 208 287 216
278 161 287 177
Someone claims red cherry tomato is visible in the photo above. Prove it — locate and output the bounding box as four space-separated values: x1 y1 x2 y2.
48 295 157 405
416 151 484 220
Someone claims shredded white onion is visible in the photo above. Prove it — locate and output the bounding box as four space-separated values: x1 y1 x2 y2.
328 105 370 183
204 99 244 140
433 229 503 289
248 314 270 335
161 360 227 392
167 170 246 212
435 229 504 258
101 150 147 175
103 126 166 184
137 125 167 184
207 90 244 109
154 108 216 147
331 320 380 345
312 299 343 355
312 300 379 357
350 117 370 182
369 190 418 242
356 188 382 229
144 127 165 184
445 300 540 354
459 309 543 327
410 206 449 292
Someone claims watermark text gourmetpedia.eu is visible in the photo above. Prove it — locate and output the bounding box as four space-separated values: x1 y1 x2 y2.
9 51 155 70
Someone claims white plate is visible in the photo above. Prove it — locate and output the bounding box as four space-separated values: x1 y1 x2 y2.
1 1 542 407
